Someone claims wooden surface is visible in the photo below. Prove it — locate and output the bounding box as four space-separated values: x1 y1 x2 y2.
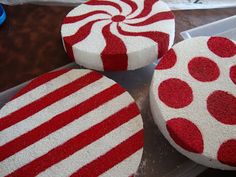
0 4 236 177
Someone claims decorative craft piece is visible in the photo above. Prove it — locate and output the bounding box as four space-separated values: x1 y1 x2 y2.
61 0 175 71
150 36 236 170
0 69 144 176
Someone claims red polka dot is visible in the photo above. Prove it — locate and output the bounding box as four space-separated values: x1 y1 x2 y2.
156 49 177 70
207 37 236 58
166 118 204 153
218 139 236 167
112 15 125 22
230 65 236 85
207 91 236 125
158 78 193 108
188 57 220 82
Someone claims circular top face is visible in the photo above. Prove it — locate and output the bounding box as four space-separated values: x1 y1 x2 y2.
150 37 236 170
61 0 175 71
0 69 144 176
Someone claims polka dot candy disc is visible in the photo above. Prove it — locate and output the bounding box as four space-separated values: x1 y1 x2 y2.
150 36 236 170
61 0 175 71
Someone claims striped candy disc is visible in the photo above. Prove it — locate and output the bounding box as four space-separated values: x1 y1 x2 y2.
61 0 175 71
150 37 236 170
0 69 144 177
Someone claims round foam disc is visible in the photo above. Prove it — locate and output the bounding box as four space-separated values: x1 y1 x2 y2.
61 0 175 71
0 69 144 176
150 36 236 170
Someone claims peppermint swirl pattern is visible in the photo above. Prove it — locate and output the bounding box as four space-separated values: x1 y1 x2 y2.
61 0 175 71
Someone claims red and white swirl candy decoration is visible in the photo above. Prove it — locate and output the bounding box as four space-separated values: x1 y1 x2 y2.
61 0 175 71
0 69 144 176
150 37 236 170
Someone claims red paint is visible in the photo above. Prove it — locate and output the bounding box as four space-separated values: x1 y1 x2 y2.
128 11 174 26
86 0 122 13
207 37 236 58
156 49 176 70
101 24 128 71
0 84 125 162
188 57 220 82
112 15 125 22
217 139 236 167
131 0 156 19
207 90 236 125
230 65 236 85
71 130 144 177
63 20 100 60
117 25 169 58
63 11 111 24
166 118 204 153
158 78 193 108
11 69 71 100
0 71 102 132
7 103 140 177
121 0 138 15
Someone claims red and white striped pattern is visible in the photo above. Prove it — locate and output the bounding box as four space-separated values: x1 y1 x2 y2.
0 69 144 177
150 37 236 170
61 0 175 71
